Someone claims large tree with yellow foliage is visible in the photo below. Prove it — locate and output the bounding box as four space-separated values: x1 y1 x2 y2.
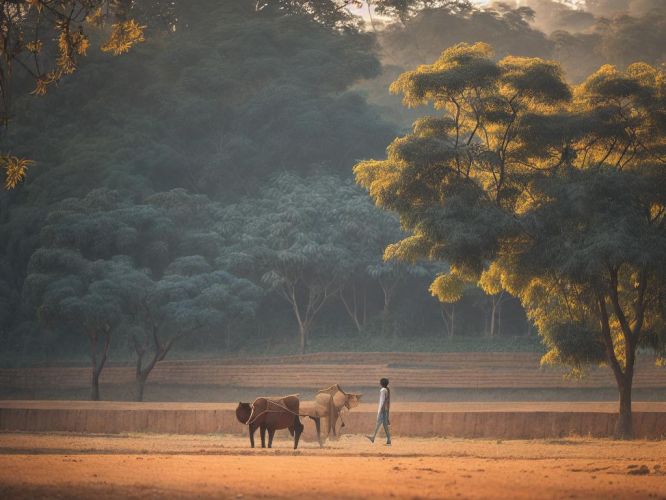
355 42 666 439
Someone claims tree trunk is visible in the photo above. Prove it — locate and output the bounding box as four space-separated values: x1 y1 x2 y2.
285 281 337 355
340 287 363 333
299 322 308 355
225 324 232 350
450 305 455 338
597 288 637 440
489 300 496 338
91 369 100 401
133 324 178 402
362 285 367 326
615 376 633 439
488 293 504 338
134 339 147 402
90 336 100 401
441 304 455 338
89 329 110 401
381 284 393 337
136 373 148 402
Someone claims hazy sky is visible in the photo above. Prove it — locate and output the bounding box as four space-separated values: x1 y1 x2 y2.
347 1 582 20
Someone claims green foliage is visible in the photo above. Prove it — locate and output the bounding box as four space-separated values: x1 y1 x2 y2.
21 188 263 372
540 322 607 371
2 0 393 204
256 1 362 29
0 1 412 361
0 0 600 366
219 173 401 351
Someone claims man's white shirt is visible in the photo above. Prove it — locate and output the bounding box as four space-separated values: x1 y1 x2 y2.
377 387 388 417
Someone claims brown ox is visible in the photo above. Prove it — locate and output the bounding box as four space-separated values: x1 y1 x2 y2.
235 395 305 449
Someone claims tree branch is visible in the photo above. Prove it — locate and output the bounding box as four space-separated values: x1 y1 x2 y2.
597 291 625 380
608 266 634 344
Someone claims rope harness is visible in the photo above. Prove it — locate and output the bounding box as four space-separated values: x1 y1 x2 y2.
242 387 357 432
244 398 309 426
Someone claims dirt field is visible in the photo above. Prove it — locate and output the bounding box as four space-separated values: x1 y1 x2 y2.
0 432 664 499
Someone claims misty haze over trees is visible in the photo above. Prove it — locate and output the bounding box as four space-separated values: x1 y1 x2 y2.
1 1 665 421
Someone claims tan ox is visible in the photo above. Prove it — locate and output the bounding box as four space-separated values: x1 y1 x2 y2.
302 384 361 445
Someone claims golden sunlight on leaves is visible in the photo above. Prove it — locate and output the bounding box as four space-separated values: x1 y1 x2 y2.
540 348 559 367
57 29 90 74
26 0 43 11
610 319 628 367
649 203 665 223
541 349 586 379
353 159 402 209
478 263 504 296
30 71 60 96
30 78 49 96
85 7 105 26
101 20 146 56
2 156 35 190
430 272 466 303
25 40 43 54
389 42 496 108
383 234 426 263
73 32 90 56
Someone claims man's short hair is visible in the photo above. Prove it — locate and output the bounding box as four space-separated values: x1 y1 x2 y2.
380 378 389 387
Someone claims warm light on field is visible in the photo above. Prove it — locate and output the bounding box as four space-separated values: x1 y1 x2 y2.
0 433 664 499
1 1 664 498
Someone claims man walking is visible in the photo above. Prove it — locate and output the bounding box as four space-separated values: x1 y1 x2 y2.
366 377 391 445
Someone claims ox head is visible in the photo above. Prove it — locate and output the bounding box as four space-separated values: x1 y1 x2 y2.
321 384 362 410
345 392 362 409
236 402 252 425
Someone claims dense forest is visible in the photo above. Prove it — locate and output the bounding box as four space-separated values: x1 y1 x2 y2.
1 0 665 373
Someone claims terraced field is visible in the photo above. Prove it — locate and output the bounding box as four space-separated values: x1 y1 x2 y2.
1 352 664 391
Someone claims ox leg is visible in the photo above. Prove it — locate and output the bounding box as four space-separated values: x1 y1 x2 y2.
267 428 276 448
260 425 266 448
310 417 322 447
328 400 335 438
249 424 256 448
315 417 322 447
294 417 304 449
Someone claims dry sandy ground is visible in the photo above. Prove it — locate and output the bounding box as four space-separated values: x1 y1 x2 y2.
0 432 664 499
